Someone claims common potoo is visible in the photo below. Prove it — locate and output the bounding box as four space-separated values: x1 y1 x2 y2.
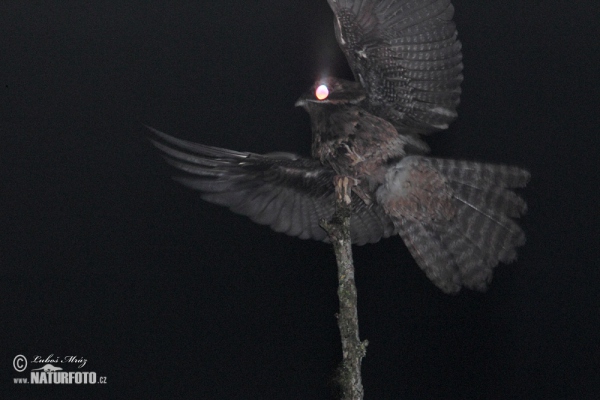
150 0 529 294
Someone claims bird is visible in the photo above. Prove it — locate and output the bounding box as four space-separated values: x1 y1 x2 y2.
149 0 529 294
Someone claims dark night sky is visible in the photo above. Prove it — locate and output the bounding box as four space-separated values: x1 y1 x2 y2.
2 1 599 399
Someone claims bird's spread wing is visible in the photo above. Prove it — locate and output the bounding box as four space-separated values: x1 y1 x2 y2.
148 127 396 245
327 0 463 135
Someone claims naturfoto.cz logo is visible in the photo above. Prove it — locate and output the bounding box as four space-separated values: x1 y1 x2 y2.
12 355 107 385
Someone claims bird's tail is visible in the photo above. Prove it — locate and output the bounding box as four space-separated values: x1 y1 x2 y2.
376 156 530 293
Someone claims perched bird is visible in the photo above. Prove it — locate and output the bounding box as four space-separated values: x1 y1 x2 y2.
150 0 529 294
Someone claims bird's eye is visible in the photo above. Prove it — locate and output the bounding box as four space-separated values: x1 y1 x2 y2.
315 84 329 100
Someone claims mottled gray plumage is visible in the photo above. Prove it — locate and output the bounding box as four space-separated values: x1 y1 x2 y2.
149 127 396 246
149 0 529 293
328 0 463 136
376 157 529 293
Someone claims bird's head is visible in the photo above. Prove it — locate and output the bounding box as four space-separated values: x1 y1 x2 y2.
295 77 365 110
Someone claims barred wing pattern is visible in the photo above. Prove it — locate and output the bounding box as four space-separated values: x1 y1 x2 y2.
377 156 530 293
149 128 396 245
327 0 463 135
147 0 529 294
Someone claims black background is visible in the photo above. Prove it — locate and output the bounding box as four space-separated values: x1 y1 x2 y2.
2 1 599 398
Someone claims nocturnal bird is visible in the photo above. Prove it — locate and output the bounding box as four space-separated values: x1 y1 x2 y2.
150 0 529 294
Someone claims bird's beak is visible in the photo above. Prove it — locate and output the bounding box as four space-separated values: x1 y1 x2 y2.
294 98 306 107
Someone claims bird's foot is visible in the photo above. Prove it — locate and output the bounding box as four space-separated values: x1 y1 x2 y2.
333 175 358 206
341 143 365 166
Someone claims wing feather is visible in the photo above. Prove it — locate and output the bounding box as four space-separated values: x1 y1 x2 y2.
327 0 463 135
148 127 396 245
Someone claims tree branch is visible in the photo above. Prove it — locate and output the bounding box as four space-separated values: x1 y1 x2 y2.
321 176 368 400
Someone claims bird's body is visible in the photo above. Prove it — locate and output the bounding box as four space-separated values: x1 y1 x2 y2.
150 0 529 294
299 79 411 204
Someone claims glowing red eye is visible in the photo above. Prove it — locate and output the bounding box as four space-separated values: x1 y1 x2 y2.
315 84 329 100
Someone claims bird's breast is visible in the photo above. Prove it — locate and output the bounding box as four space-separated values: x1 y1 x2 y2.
313 106 407 181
